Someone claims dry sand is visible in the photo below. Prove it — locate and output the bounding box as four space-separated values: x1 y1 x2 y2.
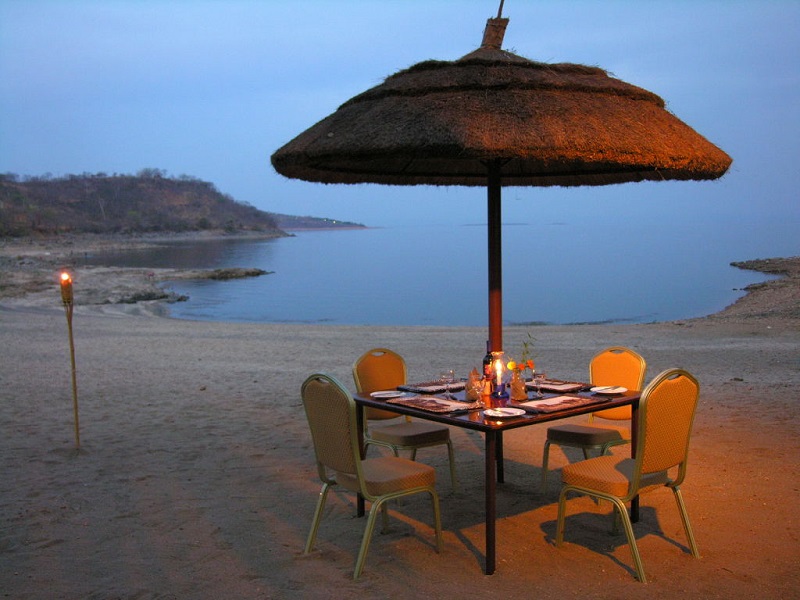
1 237 798 599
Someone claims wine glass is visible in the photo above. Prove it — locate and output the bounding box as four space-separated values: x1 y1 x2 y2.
533 370 547 398
439 369 455 400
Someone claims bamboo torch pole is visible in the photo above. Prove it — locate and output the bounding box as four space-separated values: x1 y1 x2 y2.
60 271 80 449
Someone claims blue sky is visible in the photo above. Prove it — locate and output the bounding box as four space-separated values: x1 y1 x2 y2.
1 0 798 235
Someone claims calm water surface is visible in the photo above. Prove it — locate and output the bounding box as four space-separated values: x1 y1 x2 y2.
85 223 792 326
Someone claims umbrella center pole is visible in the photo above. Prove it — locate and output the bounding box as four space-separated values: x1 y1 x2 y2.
487 160 503 353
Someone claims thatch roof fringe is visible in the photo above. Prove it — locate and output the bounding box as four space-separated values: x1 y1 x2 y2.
342 78 665 110
394 57 607 78
342 56 665 110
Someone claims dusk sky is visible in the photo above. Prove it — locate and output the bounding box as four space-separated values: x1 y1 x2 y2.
1 1 798 241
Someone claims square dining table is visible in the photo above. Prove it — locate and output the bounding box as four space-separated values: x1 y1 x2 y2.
354 384 641 575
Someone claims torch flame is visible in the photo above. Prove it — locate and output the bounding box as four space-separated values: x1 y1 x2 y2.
60 271 73 304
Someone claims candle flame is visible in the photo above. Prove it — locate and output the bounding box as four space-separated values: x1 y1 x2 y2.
60 272 71 284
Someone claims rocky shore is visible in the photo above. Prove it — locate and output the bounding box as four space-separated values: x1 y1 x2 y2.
0 232 276 312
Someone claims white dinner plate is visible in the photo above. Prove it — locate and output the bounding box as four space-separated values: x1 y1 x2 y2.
590 386 627 395
484 407 526 418
370 390 406 399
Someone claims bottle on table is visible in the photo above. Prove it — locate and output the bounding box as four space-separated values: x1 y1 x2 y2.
482 340 493 380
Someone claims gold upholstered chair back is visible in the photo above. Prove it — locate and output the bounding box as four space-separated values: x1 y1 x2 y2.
353 347 407 421
637 368 699 478
540 346 647 490
351 348 458 490
300 373 444 579
301 373 361 482
589 346 647 421
556 368 701 582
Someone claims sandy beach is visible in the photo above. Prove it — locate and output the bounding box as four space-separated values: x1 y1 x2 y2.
1 237 798 599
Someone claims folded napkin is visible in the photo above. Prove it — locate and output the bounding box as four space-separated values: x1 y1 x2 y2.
465 368 482 401
515 394 609 413
387 395 481 413
398 380 467 394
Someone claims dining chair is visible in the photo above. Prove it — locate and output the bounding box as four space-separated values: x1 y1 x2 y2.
352 348 457 490
301 373 443 579
555 368 701 583
541 346 647 491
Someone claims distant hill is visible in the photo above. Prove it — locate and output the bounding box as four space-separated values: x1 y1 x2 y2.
0 171 362 237
266 213 365 230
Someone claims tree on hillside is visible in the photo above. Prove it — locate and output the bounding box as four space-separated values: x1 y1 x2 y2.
0 172 281 237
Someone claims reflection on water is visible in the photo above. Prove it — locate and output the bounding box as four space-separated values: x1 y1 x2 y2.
85 225 786 326
84 237 276 269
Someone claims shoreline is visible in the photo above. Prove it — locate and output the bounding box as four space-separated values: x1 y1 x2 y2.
0 233 798 326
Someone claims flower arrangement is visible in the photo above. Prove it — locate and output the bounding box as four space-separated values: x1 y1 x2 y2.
506 332 535 376
507 358 535 373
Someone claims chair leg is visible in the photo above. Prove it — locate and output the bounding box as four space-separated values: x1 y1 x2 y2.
541 440 552 492
555 486 569 545
445 439 458 492
608 496 647 583
305 482 331 554
352 489 444 579
429 489 444 553
354 498 384 579
557 487 647 583
672 486 700 558
380 501 390 533
611 508 622 535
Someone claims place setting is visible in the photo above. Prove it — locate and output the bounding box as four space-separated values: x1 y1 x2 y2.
366 370 479 414
368 389 476 414
590 385 628 395
384 394 481 414
483 406 527 418
397 371 467 396
511 394 613 414
368 390 410 399
525 378 589 394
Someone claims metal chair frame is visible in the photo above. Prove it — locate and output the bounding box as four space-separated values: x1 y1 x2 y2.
555 368 701 583
353 348 457 490
301 373 443 579
541 346 646 490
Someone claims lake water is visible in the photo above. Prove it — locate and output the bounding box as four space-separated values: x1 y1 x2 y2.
84 223 794 326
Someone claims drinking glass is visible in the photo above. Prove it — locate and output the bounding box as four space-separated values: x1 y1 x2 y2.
533 371 547 398
439 369 456 400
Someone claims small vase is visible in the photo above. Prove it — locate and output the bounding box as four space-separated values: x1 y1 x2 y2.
510 370 527 401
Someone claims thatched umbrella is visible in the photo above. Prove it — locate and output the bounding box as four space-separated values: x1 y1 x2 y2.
271 15 731 352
